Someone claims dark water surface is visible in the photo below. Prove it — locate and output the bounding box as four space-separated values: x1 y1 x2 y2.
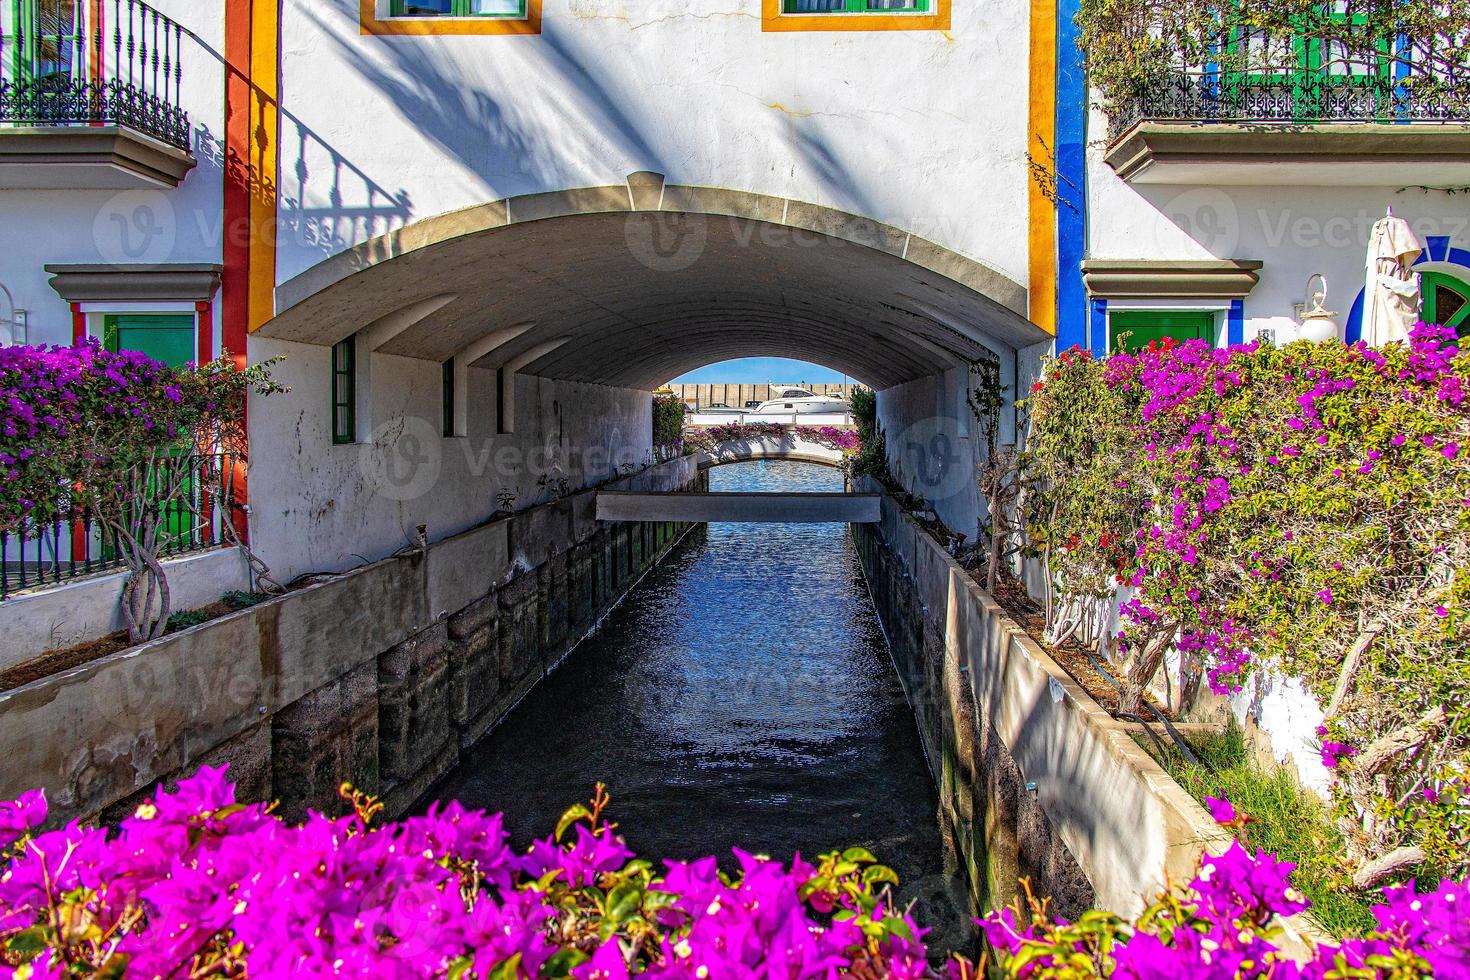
425 460 967 950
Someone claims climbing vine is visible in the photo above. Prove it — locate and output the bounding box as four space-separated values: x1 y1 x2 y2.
1024 326 1470 885
1076 0 1470 115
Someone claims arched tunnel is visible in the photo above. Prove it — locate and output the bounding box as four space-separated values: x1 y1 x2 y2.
247 177 1052 582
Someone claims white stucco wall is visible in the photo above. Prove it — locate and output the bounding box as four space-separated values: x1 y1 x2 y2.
1087 107 1470 345
246 336 653 585
272 0 1033 289
0 0 226 351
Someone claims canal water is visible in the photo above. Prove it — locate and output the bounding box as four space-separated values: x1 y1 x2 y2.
425 460 969 952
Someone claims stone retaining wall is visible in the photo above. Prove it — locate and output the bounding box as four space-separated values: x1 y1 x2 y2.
0 456 706 827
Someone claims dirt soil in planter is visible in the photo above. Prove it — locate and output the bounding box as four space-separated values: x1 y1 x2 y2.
1 598 246 694
961 566 1174 721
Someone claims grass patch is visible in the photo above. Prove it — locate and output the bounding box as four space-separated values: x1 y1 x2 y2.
1137 724 1377 937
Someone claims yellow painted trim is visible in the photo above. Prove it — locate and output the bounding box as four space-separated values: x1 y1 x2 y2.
761 0 949 32
1026 0 1057 336
361 0 542 35
248 0 280 334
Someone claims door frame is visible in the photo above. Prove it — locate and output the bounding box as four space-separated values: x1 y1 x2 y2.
1105 301 1228 352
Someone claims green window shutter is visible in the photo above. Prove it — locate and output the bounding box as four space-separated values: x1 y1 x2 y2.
441 358 455 437
103 313 197 367
1108 310 1216 353
389 0 527 17
332 336 356 445
1422 271 1470 338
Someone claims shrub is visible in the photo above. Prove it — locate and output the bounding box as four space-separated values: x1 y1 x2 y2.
0 343 282 643
0 773 937 979
164 609 210 634
652 397 687 450
1 773 1465 979
1024 326 1469 884
1076 0 1470 117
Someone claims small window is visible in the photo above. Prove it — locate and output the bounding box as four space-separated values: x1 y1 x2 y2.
441 358 455 437
782 0 928 11
332 336 356 445
389 0 526 17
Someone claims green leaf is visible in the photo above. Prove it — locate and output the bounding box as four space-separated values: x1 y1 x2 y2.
487 953 522 980
605 881 646 924
862 864 900 886
542 948 591 976
841 847 878 864
555 804 593 842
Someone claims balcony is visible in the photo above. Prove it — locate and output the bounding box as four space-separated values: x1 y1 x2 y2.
1105 72 1470 185
0 0 194 189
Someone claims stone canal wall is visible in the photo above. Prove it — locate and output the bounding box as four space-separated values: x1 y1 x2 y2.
0 457 707 827
852 478 1231 920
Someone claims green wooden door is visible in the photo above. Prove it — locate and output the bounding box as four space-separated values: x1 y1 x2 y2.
1109 311 1215 353
103 314 198 551
103 313 196 367
1421 271 1470 339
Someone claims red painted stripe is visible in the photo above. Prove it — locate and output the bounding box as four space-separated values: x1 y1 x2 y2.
71 304 86 344
223 0 252 373
223 0 253 544
195 299 214 363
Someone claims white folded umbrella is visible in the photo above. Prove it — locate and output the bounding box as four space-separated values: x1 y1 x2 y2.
1361 211 1424 346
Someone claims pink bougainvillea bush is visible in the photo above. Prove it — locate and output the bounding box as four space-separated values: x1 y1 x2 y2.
1 773 1467 978
0 342 281 641
1025 325 1469 881
680 423 860 459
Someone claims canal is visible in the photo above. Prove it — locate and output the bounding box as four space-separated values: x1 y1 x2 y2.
424 459 969 952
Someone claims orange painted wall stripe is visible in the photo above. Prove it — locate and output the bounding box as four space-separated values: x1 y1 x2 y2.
1027 0 1057 336
247 0 280 334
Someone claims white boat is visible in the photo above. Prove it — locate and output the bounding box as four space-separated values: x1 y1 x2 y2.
750 387 852 416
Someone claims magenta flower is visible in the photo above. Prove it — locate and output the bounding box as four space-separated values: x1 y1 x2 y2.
1318 588 1334 604
1205 796 1237 824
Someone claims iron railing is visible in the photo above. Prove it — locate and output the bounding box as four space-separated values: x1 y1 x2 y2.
0 451 244 602
1109 71 1468 143
0 0 189 150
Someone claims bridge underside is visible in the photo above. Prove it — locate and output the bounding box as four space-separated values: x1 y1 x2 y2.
597 491 880 524
259 179 1048 390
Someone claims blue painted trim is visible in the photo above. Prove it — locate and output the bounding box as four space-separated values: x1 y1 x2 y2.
1347 239 1470 342
1394 35 1411 124
1090 298 1108 356
1054 0 1089 352
1228 300 1244 346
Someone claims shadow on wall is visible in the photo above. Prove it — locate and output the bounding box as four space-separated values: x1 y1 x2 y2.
296 3 885 239
183 27 416 267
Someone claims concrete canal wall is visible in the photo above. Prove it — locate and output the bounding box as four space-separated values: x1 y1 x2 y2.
0 457 706 827
852 478 1232 920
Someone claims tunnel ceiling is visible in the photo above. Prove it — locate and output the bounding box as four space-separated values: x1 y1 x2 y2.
260 181 1049 390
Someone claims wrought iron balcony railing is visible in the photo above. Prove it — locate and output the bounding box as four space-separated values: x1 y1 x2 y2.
0 0 189 151
1108 71 1468 144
